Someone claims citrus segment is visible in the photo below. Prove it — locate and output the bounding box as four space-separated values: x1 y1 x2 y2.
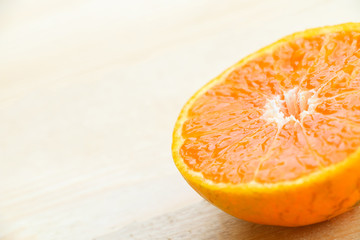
315 92 360 124
302 113 360 166
182 109 263 138
188 83 267 116
255 120 322 183
299 31 360 91
225 54 282 96
180 120 277 183
272 36 325 89
317 55 360 97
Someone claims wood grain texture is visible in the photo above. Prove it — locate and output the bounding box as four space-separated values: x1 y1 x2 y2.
1 0 360 239
98 201 360 240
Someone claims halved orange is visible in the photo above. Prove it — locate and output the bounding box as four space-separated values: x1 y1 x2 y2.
172 23 360 226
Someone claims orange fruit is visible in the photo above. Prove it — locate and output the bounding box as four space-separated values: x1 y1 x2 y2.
172 23 360 227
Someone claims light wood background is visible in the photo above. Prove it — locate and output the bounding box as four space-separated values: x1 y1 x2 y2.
1 0 360 239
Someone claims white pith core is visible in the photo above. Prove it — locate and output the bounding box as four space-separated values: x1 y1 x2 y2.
262 88 320 127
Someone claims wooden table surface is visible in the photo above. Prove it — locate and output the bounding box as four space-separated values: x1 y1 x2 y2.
1 0 360 239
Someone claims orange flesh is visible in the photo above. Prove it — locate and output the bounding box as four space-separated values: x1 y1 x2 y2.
180 31 360 184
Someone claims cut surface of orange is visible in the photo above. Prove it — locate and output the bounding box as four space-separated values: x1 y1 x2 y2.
172 23 360 226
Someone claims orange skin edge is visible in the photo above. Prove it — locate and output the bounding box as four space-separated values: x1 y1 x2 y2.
172 23 360 227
